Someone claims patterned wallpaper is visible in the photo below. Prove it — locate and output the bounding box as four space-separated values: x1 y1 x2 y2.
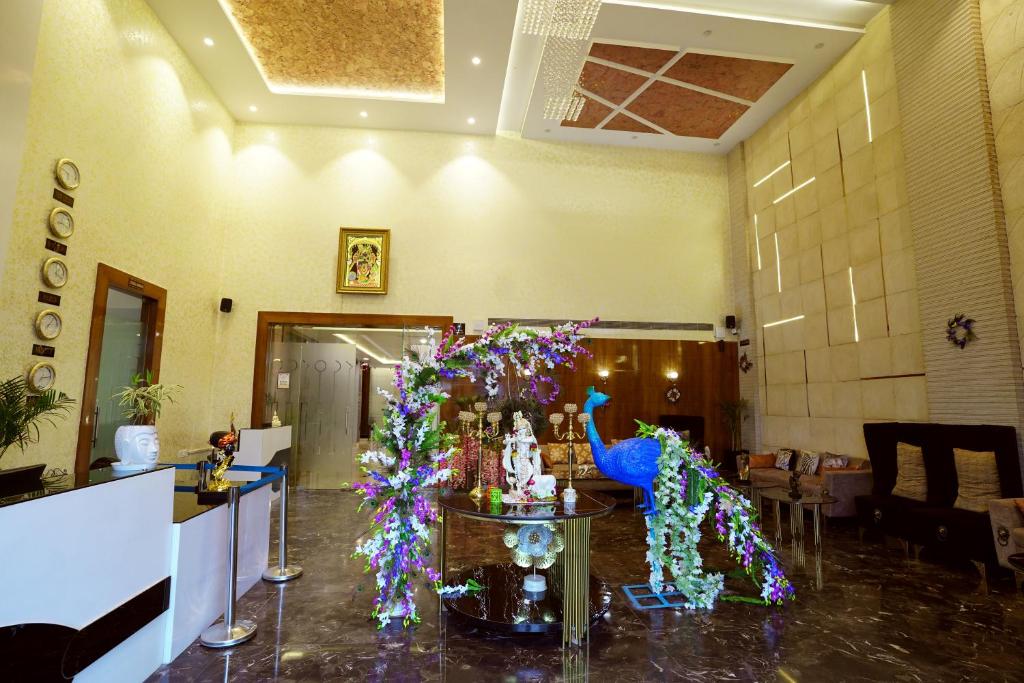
207 126 734 425
0 0 235 471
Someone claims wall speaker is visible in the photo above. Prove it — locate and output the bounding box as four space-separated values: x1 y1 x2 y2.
219 298 233 313
725 314 736 329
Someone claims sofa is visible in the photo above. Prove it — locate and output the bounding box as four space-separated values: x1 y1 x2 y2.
745 451 873 518
854 422 1023 570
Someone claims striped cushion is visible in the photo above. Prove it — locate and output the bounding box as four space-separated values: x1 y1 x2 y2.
891 442 927 502
953 448 1001 513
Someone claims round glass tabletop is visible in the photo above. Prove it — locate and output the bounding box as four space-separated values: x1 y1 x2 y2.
757 486 838 505
438 489 616 522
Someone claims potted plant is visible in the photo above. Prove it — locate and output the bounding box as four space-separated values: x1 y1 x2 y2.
720 398 749 474
0 376 75 462
112 371 180 471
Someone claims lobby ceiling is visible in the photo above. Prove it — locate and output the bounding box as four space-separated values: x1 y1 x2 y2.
146 0 889 152
146 0 514 134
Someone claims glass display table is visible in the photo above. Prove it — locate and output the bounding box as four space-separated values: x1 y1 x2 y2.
438 490 615 647
759 486 837 573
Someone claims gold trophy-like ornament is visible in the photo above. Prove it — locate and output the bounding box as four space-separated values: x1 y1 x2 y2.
548 403 590 503
462 402 501 502
206 417 239 493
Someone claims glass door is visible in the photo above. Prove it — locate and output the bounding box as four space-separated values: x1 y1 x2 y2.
90 289 148 465
262 321 445 490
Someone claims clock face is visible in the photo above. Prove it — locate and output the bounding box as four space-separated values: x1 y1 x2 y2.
42 257 68 288
28 362 56 393
55 158 80 190
48 208 74 239
35 309 63 340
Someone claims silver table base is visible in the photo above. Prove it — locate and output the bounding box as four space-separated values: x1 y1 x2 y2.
200 619 257 648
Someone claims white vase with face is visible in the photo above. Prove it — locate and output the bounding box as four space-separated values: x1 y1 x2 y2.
113 425 160 471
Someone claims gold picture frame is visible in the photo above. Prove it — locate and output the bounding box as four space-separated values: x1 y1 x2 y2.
337 227 390 294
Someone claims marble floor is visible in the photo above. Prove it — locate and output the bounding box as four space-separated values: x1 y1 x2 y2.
149 490 1024 682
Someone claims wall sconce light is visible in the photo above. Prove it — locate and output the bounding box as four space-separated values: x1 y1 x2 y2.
597 369 610 384
666 370 679 381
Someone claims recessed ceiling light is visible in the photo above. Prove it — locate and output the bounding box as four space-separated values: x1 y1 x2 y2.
359 111 368 118
702 29 712 36
203 37 215 47
248 105 258 112
714 142 721 147
467 116 476 125
631 135 638 140
471 56 481 66
544 128 551 133
815 42 825 49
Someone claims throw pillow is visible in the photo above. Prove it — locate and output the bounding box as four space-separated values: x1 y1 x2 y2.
822 453 849 469
891 442 928 501
796 450 820 475
774 449 794 470
575 443 594 465
748 453 776 469
953 448 1001 513
546 443 569 464
1016 499 1024 517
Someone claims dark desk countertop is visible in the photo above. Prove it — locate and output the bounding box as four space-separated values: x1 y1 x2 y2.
0 465 174 510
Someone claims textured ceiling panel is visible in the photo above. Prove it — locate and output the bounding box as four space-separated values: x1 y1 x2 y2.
579 61 650 105
604 114 662 134
588 43 676 74
627 81 749 138
221 0 444 99
663 53 792 102
561 96 615 128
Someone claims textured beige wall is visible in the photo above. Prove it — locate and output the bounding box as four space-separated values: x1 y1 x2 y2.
209 125 733 425
0 0 235 471
982 0 1024 365
738 8 926 458
891 0 1024 434
0 0 734 470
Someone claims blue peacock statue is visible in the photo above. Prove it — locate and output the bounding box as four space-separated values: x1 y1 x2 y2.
582 386 662 515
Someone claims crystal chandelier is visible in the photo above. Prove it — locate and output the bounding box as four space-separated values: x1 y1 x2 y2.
523 0 602 121
541 37 587 121
523 0 602 40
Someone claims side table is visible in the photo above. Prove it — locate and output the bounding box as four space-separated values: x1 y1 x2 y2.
438 490 615 648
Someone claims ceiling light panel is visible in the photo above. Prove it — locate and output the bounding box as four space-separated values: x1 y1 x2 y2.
217 0 446 102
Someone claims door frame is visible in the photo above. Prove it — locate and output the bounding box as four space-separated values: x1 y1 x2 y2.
75 264 167 477
251 312 454 428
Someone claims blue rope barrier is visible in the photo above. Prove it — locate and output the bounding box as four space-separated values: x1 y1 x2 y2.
162 463 285 498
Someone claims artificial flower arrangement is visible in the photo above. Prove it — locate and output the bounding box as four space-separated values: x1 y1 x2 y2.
353 320 595 627
638 423 794 608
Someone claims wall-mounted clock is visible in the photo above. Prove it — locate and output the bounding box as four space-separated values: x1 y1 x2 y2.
27 361 57 393
35 308 63 340
48 207 74 239
41 256 68 288
55 158 80 190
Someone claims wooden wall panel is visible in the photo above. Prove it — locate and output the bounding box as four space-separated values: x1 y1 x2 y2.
442 338 740 461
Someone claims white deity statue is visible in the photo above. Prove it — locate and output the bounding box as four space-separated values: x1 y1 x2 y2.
502 412 557 503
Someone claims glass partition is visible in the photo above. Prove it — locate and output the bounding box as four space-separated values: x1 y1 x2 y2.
263 324 443 490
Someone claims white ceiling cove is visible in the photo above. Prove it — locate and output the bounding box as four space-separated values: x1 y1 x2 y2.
146 0 889 153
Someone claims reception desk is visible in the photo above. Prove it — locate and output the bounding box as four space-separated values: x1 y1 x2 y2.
0 459 275 680
0 466 176 682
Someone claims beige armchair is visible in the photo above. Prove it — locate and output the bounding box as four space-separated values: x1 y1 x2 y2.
988 498 1024 580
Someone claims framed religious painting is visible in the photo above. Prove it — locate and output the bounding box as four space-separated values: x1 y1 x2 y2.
337 227 390 294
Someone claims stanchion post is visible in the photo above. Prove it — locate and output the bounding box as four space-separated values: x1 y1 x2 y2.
263 464 303 582
201 486 257 647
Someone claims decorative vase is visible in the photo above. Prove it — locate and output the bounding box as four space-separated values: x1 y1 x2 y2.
113 424 160 471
